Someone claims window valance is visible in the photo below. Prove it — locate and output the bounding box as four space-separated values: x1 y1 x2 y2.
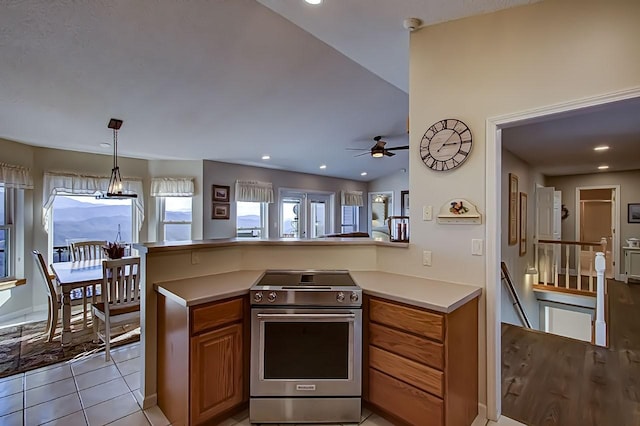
150 177 194 197
235 180 274 203
341 190 364 206
42 172 144 231
0 163 33 189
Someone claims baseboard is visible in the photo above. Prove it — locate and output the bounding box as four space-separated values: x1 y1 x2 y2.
0 307 35 323
471 403 488 426
140 391 157 410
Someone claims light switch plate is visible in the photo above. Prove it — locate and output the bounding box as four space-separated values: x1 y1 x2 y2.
423 206 433 221
472 239 484 256
423 250 432 266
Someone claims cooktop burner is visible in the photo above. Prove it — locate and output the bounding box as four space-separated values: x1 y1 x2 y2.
250 270 361 307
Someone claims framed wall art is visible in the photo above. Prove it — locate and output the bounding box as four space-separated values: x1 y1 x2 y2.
508 173 518 245
519 192 527 256
629 203 640 223
401 190 409 216
212 203 230 220
212 184 230 202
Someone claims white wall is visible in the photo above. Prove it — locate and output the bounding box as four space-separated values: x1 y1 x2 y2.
500 149 544 330
405 0 640 410
202 160 368 239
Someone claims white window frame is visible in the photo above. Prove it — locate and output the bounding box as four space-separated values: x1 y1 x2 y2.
0 186 25 282
48 194 139 262
236 201 268 239
341 205 360 233
157 196 193 241
278 189 334 239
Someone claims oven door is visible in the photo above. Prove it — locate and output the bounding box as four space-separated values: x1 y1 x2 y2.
251 307 362 397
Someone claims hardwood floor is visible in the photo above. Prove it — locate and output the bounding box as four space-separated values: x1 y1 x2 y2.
502 279 640 426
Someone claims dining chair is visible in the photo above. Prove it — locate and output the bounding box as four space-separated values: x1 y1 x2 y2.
32 250 61 342
70 240 107 321
92 257 141 361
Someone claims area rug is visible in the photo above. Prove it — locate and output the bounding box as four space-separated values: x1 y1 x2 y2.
0 315 140 379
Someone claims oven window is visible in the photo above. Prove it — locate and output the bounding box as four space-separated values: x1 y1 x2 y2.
264 322 349 379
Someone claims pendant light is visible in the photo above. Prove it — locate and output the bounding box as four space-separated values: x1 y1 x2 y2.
98 118 137 199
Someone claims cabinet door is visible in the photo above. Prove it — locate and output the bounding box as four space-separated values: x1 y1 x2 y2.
191 322 243 424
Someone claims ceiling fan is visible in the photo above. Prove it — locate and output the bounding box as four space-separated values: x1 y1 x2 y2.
348 136 409 158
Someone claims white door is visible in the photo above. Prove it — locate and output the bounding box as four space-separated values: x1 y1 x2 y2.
279 191 333 239
536 186 561 283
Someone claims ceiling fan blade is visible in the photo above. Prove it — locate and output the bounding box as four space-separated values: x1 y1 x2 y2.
353 152 370 157
346 148 369 151
384 151 396 157
385 145 409 151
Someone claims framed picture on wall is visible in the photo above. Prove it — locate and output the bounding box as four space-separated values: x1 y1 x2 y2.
629 203 640 223
212 203 230 220
508 173 518 245
212 185 230 202
519 192 527 256
401 190 409 216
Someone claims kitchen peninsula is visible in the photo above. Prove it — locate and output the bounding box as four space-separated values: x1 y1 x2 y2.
134 238 482 425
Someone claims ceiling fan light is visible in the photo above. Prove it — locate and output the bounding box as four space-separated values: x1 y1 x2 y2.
372 151 384 158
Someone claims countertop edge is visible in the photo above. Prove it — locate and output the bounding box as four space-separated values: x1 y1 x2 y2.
153 270 482 313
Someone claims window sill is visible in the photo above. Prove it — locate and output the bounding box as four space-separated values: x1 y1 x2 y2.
0 278 27 291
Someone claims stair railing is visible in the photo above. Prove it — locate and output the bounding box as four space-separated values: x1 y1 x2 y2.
536 238 607 293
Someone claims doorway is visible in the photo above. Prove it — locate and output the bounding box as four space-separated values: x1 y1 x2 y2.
279 190 333 238
576 186 619 279
486 88 640 420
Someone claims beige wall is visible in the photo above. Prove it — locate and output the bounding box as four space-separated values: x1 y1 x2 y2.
547 169 640 275
407 0 640 410
500 149 544 329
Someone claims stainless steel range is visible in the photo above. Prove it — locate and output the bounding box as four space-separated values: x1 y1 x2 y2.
249 270 362 424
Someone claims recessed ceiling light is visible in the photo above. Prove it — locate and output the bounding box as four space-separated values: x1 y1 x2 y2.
598 165 609 170
319 164 327 169
261 155 270 160
594 145 610 151
361 172 368 176
100 143 111 148
304 0 322 4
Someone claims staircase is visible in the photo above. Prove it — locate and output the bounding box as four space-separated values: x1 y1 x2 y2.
533 238 608 346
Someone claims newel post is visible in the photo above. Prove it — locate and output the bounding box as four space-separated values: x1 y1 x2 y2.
595 252 606 347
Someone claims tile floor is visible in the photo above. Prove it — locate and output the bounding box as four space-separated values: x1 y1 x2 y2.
0 342 169 426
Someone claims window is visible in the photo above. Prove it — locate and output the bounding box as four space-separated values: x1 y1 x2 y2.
51 195 136 262
341 206 360 233
158 197 192 241
237 201 268 238
0 186 24 282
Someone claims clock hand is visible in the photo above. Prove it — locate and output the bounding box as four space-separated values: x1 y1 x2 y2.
437 130 458 152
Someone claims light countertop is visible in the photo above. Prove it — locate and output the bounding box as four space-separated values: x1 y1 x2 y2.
155 270 481 313
135 237 408 254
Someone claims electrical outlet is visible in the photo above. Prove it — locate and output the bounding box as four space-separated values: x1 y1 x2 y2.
423 205 433 221
423 250 432 266
472 239 484 256
191 251 200 265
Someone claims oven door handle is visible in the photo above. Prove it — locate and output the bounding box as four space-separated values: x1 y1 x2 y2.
256 313 356 320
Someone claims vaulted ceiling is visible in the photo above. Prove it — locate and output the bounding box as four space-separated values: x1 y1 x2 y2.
0 0 535 181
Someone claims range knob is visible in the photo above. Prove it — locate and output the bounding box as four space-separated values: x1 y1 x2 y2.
267 292 277 303
336 292 346 303
253 292 263 303
350 292 359 303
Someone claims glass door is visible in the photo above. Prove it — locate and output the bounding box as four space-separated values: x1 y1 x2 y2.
280 191 333 238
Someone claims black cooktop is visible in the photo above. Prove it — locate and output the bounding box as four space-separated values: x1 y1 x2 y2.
253 270 357 287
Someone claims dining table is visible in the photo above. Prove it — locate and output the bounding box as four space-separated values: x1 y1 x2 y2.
50 259 104 346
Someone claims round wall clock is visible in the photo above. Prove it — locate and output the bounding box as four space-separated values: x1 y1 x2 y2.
419 119 472 171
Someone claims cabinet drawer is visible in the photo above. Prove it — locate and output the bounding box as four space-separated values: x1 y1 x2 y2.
191 297 244 335
370 323 444 371
369 346 443 398
369 368 443 426
369 298 443 341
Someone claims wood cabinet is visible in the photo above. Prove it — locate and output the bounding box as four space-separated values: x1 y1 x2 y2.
364 296 479 426
158 295 248 426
